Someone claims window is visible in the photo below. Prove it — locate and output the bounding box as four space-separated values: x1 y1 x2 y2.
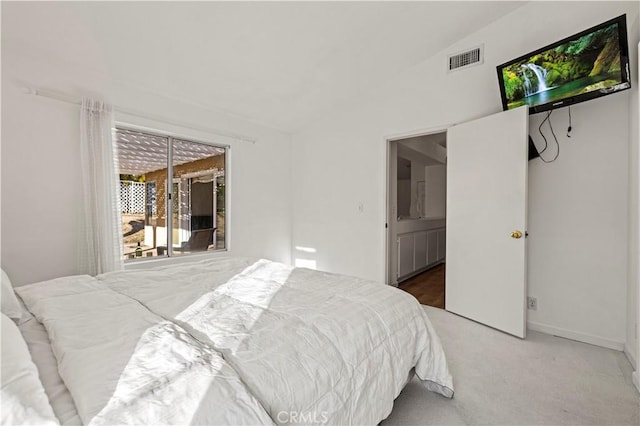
116 128 227 260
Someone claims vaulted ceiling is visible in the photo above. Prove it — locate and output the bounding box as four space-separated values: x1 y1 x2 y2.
2 1 526 132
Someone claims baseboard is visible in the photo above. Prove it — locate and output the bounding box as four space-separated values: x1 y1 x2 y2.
633 371 639 394
624 344 638 370
527 321 625 351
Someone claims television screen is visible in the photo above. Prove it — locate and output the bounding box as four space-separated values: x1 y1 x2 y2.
497 15 631 114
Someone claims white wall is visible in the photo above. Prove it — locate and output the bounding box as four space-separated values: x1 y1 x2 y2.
626 18 640 370
397 179 411 217
1 43 292 286
526 94 629 350
409 160 425 218
631 39 640 391
425 165 446 219
291 2 639 348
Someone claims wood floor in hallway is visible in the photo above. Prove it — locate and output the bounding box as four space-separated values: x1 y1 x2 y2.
398 263 445 309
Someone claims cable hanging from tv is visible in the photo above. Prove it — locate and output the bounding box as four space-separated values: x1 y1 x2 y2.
536 110 559 163
534 104 577 164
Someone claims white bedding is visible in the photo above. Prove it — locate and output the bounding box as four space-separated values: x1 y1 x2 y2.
16 274 274 425
18 311 81 425
100 257 454 424
1 313 59 426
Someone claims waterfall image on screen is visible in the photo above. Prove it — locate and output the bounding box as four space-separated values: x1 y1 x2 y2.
501 22 624 110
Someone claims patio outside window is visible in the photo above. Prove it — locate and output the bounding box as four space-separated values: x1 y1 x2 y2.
116 128 226 260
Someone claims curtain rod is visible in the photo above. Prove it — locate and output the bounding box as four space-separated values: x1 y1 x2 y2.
24 87 257 144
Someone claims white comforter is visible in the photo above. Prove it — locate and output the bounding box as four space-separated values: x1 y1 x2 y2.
100 257 454 425
16 274 274 425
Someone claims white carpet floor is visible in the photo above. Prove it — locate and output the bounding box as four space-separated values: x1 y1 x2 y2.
383 306 640 425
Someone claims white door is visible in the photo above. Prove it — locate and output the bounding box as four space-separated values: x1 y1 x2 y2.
446 106 529 338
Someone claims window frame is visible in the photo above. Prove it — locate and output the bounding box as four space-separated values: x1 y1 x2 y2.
114 121 231 264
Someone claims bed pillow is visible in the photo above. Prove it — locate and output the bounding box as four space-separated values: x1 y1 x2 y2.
1 268 24 322
1 313 59 425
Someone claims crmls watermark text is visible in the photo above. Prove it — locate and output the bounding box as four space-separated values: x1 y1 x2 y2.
276 411 329 424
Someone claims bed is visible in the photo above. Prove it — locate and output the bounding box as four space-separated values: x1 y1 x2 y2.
4 257 453 425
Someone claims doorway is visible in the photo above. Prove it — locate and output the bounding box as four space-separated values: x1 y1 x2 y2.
386 107 529 338
386 130 447 309
190 177 215 232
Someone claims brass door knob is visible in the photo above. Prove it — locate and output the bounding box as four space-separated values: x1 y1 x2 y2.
511 230 523 239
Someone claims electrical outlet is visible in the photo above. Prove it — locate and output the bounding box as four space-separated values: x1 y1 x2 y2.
527 297 537 310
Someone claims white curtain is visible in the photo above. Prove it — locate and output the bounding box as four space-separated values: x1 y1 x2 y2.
79 98 123 275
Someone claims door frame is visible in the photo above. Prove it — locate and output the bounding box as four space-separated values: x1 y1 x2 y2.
384 124 452 286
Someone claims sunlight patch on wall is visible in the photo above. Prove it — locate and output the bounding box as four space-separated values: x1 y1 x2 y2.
294 246 317 269
294 259 317 269
295 246 317 253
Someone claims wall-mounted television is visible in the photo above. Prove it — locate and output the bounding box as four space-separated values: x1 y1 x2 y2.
497 14 631 114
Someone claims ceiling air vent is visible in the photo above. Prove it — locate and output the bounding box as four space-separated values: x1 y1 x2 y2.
448 45 483 72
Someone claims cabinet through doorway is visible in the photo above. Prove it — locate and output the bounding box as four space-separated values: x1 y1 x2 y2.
387 130 447 308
